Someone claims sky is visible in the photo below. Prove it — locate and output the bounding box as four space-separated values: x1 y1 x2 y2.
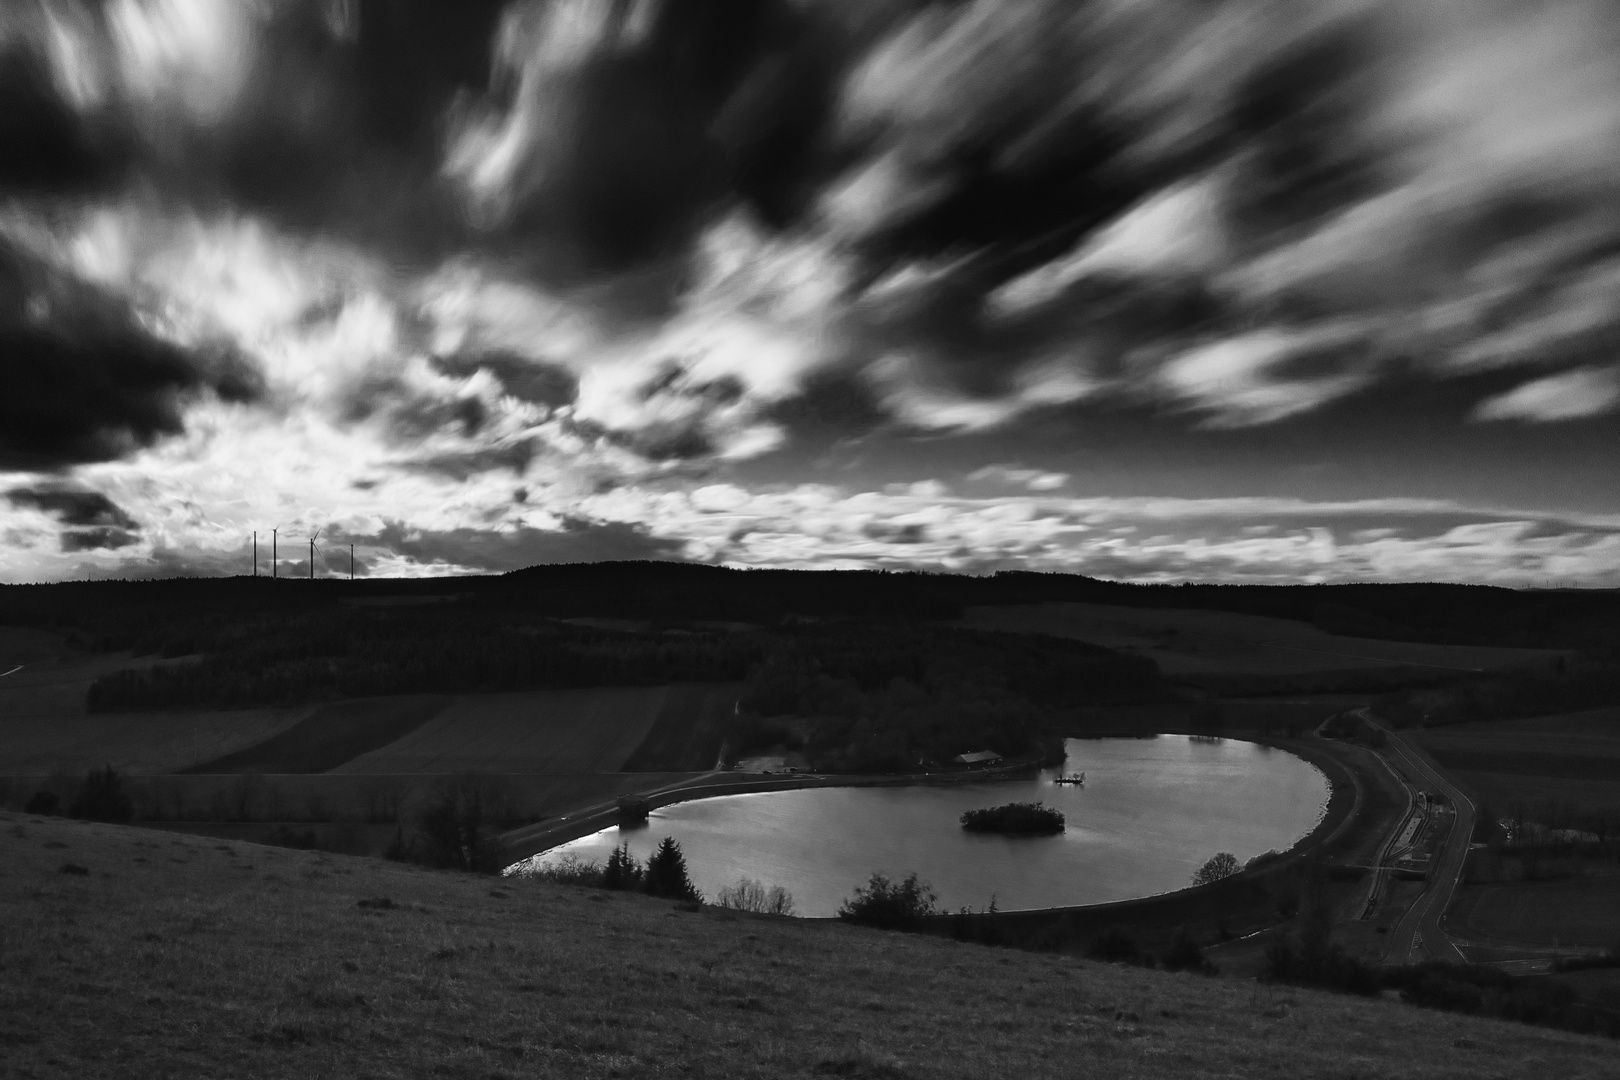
2 0 1619 586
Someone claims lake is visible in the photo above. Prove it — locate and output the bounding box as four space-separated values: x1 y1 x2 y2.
510 736 1330 916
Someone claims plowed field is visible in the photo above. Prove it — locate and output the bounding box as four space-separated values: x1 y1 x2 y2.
333 686 734 775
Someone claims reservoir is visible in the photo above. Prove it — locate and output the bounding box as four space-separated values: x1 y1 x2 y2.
511 736 1330 917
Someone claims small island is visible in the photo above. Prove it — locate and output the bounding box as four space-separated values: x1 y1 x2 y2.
960 801 1066 835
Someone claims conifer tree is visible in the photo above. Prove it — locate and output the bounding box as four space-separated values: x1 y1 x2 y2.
643 837 701 901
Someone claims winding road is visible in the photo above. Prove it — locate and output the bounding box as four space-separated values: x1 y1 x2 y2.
1359 709 1475 964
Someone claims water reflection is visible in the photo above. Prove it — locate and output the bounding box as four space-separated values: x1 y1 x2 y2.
514 736 1328 917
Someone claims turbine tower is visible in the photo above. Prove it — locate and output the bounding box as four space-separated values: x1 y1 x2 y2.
272 528 278 579
308 528 322 581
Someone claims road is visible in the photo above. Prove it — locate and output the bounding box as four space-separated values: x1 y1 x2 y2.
1361 709 1475 964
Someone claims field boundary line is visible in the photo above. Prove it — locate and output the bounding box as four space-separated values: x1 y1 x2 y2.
1257 642 1483 672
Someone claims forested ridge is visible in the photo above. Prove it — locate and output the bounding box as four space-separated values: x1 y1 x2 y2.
3 561 1617 653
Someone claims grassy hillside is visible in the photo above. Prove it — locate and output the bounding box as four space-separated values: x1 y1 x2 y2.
331 687 681 775
3 810 1615 1079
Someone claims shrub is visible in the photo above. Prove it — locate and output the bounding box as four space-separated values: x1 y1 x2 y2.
838 872 938 930
1161 928 1216 975
644 837 702 902
521 853 605 887
1192 851 1240 886
1087 929 1145 966
716 877 796 916
24 789 61 816
70 766 134 823
1262 931 1379 995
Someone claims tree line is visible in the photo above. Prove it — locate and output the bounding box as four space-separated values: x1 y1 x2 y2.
729 624 1161 772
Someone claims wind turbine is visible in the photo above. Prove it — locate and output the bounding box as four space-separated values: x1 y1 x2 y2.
272 528 278 579
308 528 322 581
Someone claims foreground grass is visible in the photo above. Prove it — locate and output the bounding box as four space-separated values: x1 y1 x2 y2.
1 813 1614 1080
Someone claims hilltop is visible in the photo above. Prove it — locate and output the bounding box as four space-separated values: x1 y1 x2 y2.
2 810 1614 1080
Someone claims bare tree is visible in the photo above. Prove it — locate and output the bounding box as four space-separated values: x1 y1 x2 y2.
1192 851 1241 886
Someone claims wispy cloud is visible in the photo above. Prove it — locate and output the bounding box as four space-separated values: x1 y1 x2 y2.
3 1 1619 583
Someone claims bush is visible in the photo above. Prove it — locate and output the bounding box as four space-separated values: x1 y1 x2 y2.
1160 928 1216 975
838 872 938 930
1087 929 1146 966
1262 931 1379 995
70 766 134 823
716 877 796 916
24 789 61 816
521 853 605 887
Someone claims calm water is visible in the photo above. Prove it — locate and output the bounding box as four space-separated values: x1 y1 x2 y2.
512 736 1328 917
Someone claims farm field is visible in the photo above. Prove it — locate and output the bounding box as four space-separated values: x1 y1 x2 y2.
1415 707 1620 817
1451 877 1620 947
960 603 1565 678
333 687 676 775
186 696 452 774
620 683 742 772
0 707 312 775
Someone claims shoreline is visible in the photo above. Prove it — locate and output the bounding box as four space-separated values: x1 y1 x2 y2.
500 734 1364 927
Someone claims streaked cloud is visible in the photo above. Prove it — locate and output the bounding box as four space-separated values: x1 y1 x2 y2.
1474 367 1620 423
3 1 1619 584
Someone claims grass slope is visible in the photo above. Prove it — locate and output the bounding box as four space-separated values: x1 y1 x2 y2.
620 683 740 772
2 812 1615 1080
0 707 312 775
332 687 672 775
184 696 451 774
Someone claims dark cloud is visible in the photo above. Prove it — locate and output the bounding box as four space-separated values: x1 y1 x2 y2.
0 44 128 194
1222 18 1387 243
5 486 138 529
159 0 514 263
60 526 141 552
398 441 538 481
451 0 856 276
766 368 889 440
0 241 261 469
342 371 487 441
6 483 142 553
431 351 578 407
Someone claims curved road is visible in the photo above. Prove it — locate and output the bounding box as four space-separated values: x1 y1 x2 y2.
1360 710 1474 964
